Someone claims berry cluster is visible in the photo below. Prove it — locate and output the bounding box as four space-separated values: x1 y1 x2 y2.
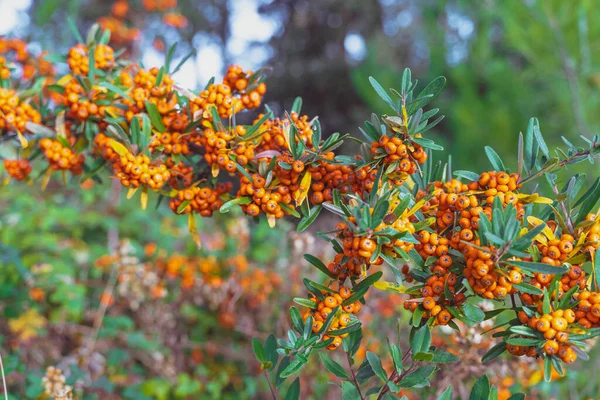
3 159 32 180
302 287 360 350
39 138 85 175
112 151 170 189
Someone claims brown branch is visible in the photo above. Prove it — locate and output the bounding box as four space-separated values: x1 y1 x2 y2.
347 352 366 400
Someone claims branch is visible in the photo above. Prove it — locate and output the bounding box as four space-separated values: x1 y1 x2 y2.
347 353 366 400
263 371 277 400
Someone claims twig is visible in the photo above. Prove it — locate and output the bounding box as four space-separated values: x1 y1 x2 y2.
376 348 414 400
347 353 366 400
263 371 277 400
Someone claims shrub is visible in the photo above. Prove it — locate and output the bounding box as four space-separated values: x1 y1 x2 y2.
2 20 600 400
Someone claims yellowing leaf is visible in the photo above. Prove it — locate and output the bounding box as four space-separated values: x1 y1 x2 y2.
406 197 429 217
528 370 543 386
518 227 528 237
373 281 408 293
267 214 276 228
41 168 53 191
56 111 66 139
57 74 73 86
527 216 555 241
109 140 129 156
140 187 148 210
211 163 220 178
9 309 46 342
16 130 28 148
518 193 554 204
282 120 293 154
126 187 138 199
294 171 311 206
188 212 201 249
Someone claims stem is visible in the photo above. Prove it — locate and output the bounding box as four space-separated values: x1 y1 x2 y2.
0 351 8 400
519 144 599 185
376 349 413 400
346 353 366 400
263 371 277 400
376 363 417 400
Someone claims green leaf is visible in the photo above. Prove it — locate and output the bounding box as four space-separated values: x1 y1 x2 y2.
413 352 434 362
297 205 323 232
398 365 436 388
387 340 403 374
172 50 196 75
410 325 431 354
242 111 273 140
280 357 307 378
437 386 453 400
220 197 252 213
344 329 363 358
164 43 177 72
319 353 350 379
276 357 291 386
505 260 568 275
289 307 304 333
481 342 506 363
292 298 318 309
353 271 383 294
543 356 552 382
265 334 278 367
454 170 480 181
463 303 485 323
327 322 362 336
369 76 396 111
508 326 537 337
67 17 84 44
576 177 600 224
484 146 506 171
235 161 255 183
341 381 361 400
505 337 541 346
371 199 389 228
252 338 266 363
291 97 303 114
513 282 543 295
304 254 337 279
130 114 141 145
412 137 443 151
284 378 300 400
469 375 490 400
280 202 300 218
144 101 166 132
533 121 549 158
431 350 459 363
401 68 412 95
366 352 388 382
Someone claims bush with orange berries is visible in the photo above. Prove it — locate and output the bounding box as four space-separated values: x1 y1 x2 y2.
5 19 600 400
